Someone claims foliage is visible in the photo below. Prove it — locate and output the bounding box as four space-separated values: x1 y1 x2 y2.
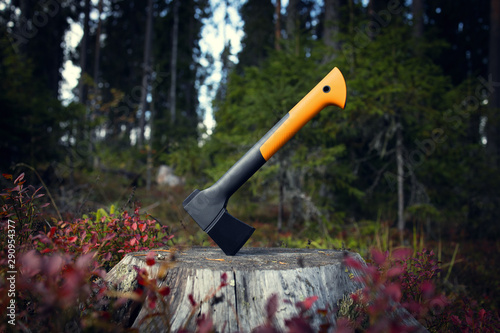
237 0 276 70
0 174 173 331
1 174 499 332
33 204 173 270
0 173 50 244
0 32 66 172
341 248 500 333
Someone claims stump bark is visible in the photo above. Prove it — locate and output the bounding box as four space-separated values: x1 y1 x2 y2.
105 247 426 332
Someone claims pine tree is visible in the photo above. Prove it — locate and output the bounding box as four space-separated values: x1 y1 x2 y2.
236 0 275 70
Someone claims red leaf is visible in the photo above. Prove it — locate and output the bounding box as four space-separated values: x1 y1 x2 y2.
344 255 362 270
2 173 13 180
40 203 51 208
265 294 279 320
67 236 77 243
138 223 146 232
102 232 116 242
90 232 98 245
371 248 386 265
134 287 144 297
196 314 213 333
141 235 148 242
478 308 486 321
251 325 279 333
48 226 57 238
145 251 155 266
297 295 318 312
451 315 461 325
188 294 197 307
316 308 328 316
392 248 412 261
159 286 170 296
285 317 315 333
386 266 404 278
420 280 435 299
385 283 402 302
430 295 448 311
220 272 228 287
46 254 64 277
147 294 157 309
20 250 41 277
335 318 354 333
14 173 25 184
103 252 112 261
130 238 137 246
131 222 137 231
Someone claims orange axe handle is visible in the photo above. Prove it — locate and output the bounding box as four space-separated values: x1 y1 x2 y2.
260 67 347 160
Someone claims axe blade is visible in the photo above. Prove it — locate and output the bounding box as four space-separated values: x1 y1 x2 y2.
183 188 256 256
206 209 255 256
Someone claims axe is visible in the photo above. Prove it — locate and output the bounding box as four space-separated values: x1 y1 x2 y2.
183 67 347 255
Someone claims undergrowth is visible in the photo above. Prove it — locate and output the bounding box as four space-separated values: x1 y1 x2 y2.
1 173 499 332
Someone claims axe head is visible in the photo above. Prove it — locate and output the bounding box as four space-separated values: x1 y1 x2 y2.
183 189 255 256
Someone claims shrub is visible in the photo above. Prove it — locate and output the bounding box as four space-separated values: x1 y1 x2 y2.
32 204 173 270
341 248 500 333
0 173 173 332
2 173 499 332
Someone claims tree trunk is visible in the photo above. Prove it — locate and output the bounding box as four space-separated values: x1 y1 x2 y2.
90 0 103 169
106 247 365 331
146 89 155 191
169 0 179 126
412 0 424 39
347 0 355 71
323 0 341 51
275 0 281 50
286 0 299 54
368 0 384 15
138 0 154 148
78 0 90 105
277 164 285 232
92 0 103 103
396 118 405 238
486 0 500 167
412 0 424 56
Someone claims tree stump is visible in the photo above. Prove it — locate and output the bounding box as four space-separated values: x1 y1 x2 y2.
105 247 426 332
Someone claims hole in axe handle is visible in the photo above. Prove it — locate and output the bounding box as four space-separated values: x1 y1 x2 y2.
323 85 331 93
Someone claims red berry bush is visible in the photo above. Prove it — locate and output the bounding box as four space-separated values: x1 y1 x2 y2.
0 173 173 331
1 173 499 332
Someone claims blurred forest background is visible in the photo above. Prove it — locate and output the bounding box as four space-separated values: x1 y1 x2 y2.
1 0 499 271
